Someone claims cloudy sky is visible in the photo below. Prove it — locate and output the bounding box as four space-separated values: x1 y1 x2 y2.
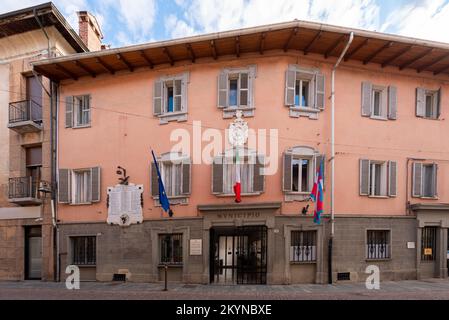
2 0 449 48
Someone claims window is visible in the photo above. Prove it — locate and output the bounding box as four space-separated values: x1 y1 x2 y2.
292 158 312 193
26 146 42 182
361 82 396 120
223 157 254 194
164 79 182 113
160 234 183 265
369 162 387 197
161 162 182 197
72 236 96 265
416 88 440 120
367 230 390 260
290 231 317 262
153 73 188 123
421 227 437 261
360 160 397 198
72 170 91 204
65 95 91 128
413 163 437 199
294 79 310 107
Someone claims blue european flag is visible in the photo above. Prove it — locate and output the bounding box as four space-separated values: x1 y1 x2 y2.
151 150 173 217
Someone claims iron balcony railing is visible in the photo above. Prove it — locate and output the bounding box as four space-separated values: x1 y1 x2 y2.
8 100 43 124
8 176 40 200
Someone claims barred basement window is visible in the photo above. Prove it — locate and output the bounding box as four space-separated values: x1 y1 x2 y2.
160 234 183 265
290 231 317 262
421 227 437 261
72 236 96 265
366 230 390 260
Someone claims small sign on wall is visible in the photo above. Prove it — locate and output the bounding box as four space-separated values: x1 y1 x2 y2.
424 248 433 256
407 242 415 249
190 239 202 256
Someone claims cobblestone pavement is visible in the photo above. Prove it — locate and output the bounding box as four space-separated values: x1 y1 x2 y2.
1 279 449 300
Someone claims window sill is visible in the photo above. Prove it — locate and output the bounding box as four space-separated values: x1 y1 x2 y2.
417 116 440 121
368 195 390 199
419 196 439 200
216 192 262 197
222 107 255 119
366 258 391 262
158 111 188 124
158 264 183 268
290 261 317 265
72 124 91 129
289 106 319 113
69 202 93 206
369 116 388 121
284 192 312 203
153 196 189 206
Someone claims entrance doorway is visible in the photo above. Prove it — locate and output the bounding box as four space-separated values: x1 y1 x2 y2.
25 226 42 280
210 226 267 285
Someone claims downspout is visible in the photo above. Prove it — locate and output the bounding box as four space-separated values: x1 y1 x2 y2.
329 32 354 284
51 81 60 282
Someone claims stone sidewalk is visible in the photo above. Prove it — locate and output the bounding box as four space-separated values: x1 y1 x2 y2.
1 279 449 300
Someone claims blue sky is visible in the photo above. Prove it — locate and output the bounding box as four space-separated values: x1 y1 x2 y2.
2 0 449 48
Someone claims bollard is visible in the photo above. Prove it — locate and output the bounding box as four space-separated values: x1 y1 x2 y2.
164 264 168 291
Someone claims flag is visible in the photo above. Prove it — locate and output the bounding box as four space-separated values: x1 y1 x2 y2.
233 148 242 203
310 158 324 224
151 150 173 217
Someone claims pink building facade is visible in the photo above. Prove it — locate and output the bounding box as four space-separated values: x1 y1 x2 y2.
34 21 449 284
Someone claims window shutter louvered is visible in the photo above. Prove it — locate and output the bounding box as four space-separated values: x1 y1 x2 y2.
285 70 296 106
388 161 397 197
315 73 325 110
212 156 224 194
253 155 265 193
361 82 372 117
283 153 293 192
91 167 101 202
65 96 73 128
182 158 191 195
360 159 370 196
218 72 228 108
432 163 438 198
58 169 71 203
436 88 442 119
181 76 187 112
151 162 159 197
388 86 397 120
153 80 163 115
416 88 426 117
239 72 249 107
174 79 182 112
412 163 423 198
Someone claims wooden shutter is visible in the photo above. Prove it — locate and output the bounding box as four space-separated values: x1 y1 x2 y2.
253 155 265 193
182 159 191 195
239 72 249 107
361 82 372 117
285 69 296 106
416 87 425 117
218 72 228 108
432 163 438 198
181 76 188 112
412 163 423 198
283 153 293 192
315 73 325 110
151 162 159 197
174 79 182 112
212 156 224 194
58 169 71 203
436 88 441 119
153 80 163 115
360 159 370 196
91 167 101 202
65 96 73 128
388 161 397 197
388 86 397 120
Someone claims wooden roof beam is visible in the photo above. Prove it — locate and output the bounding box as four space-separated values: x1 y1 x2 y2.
434 63 449 76
259 32 266 55
117 53 134 72
284 27 298 52
363 41 393 65
185 43 196 63
344 38 369 62
235 36 240 58
324 34 346 59
162 47 174 66
140 50 154 69
304 30 322 55
418 53 449 73
399 48 434 70
95 57 115 74
73 60 96 78
55 63 77 80
210 40 217 60
381 45 412 68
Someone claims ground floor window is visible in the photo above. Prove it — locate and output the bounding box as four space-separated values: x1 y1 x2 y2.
72 236 96 265
421 227 437 261
290 230 317 262
366 230 390 259
160 234 183 265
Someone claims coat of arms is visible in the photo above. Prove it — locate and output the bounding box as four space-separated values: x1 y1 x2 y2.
228 110 248 147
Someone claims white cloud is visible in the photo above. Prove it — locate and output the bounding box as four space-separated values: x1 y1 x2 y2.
165 14 197 39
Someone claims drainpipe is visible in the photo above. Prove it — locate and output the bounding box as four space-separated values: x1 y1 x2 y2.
329 32 354 284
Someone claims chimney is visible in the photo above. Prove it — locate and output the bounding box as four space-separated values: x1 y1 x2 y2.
77 11 104 52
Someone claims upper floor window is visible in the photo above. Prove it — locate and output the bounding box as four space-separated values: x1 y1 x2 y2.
58 167 101 205
361 82 397 120
412 162 438 199
285 65 325 119
212 149 265 196
416 88 441 120
65 95 91 128
359 159 397 198
153 73 189 124
218 65 256 118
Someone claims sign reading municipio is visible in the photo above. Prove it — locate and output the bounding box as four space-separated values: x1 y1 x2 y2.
190 239 202 256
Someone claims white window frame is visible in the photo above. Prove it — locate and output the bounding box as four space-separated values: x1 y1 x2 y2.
162 78 183 114
71 169 92 205
294 77 313 109
156 152 190 200
369 161 388 197
291 156 314 194
156 72 189 124
222 151 256 195
422 164 437 198
73 95 90 128
160 161 183 198
424 91 438 119
370 86 387 120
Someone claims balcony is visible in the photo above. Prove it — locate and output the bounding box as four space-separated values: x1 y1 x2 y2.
8 100 43 134
8 177 42 206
